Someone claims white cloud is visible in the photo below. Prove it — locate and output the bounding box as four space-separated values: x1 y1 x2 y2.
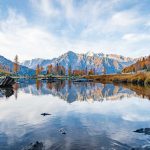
0 9 27 31
30 0 60 17
122 33 150 42
146 22 150 26
110 10 140 27
0 9 67 61
0 1 150 61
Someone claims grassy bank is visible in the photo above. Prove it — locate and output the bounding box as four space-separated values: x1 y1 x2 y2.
120 83 150 99
0 69 11 76
85 72 150 86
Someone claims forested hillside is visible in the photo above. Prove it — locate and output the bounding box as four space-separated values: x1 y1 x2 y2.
122 56 150 73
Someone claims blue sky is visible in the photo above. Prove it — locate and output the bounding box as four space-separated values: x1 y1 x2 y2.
0 0 150 61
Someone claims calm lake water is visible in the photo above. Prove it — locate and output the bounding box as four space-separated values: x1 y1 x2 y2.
0 79 150 150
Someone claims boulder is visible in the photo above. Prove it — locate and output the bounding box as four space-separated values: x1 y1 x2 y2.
22 141 44 150
134 128 150 135
59 128 66 135
0 76 15 87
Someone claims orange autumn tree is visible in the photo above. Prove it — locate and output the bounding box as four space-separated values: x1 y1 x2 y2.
145 56 150 70
72 70 86 76
13 55 19 74
36 65 44 76
88 69 94 75
47 64 66 75
36 64 40 76
122 55 150 73
47 64 53 74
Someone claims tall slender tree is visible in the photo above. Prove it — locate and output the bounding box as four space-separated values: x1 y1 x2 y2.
36 64 40 76
13 55 19 74
47 64 53 74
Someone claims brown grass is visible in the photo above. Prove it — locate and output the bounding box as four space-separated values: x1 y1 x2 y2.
84 72 150 86
0 69 11 75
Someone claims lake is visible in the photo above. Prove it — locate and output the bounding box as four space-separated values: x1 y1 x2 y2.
0 79 150 150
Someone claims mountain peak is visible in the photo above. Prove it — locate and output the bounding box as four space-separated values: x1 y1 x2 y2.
63 51 77 58
86 51 94 57
65 51 75 55
21 51 136 74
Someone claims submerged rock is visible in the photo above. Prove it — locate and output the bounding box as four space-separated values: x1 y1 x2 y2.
0 76 15 87
59 128 66 135
41 113 51 116
23 141 44 150
134 128 150 135
131 145 150 150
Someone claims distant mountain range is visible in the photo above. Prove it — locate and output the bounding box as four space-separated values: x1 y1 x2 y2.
0 55 35 75
0 51 138 75
21 51 136 74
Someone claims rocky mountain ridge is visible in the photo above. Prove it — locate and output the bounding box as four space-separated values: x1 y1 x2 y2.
21 51 136 74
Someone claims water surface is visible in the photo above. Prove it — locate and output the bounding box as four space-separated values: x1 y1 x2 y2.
0 80 150 150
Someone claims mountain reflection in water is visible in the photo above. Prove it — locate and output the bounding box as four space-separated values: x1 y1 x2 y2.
6 79 149 102
0 79 150 150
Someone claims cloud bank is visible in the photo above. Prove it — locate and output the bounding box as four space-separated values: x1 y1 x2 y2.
0 0 149 61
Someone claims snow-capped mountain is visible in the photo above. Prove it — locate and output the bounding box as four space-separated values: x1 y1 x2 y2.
21 58 53 70
0 55 35 75
21 51 136 74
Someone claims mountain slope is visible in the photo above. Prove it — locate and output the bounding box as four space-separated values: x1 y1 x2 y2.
122 55 150 73
21 51 136 74
0 55 35 75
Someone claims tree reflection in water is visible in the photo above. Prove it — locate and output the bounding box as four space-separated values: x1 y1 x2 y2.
1 79 147 102
0 79 149 101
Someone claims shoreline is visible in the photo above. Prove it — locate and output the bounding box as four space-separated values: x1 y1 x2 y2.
1 72 150 87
